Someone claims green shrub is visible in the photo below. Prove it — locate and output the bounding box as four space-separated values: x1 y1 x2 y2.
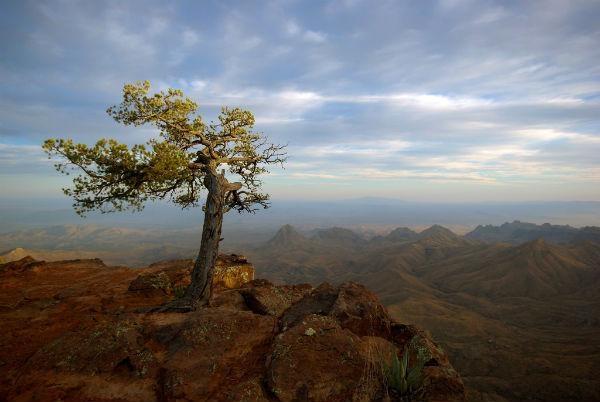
384 337 430 398
173 285 186 299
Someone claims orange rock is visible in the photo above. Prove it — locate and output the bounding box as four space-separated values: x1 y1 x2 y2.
213 254 255 289
0 256 465 402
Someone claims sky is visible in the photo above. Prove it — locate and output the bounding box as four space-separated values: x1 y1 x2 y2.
1 0 599 203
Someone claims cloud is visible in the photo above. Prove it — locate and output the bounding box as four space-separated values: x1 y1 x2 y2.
303 30 327 43
0 143 49 174
284 20 327 43
1 0 599 201
514 128 600 144
289 172 340 179
346 93 493 110
355 168 495 183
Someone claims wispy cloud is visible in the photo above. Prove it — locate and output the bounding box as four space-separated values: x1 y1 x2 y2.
0 143 50 174
1 0 599 200
284 20 327 43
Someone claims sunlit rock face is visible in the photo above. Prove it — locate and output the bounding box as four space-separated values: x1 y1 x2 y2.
213 254 255 289
126 254 255 296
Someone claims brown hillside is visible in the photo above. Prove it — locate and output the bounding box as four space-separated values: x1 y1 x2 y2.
422 239 597 299
247 226 600 401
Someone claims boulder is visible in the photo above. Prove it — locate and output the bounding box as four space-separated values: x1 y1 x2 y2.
267 314 369 402
128 254 256 298
146 259 193 289
213 254 255 289
128 271 172 296
330 282 393 338
280 282 393 338
144 254 255 291
209 288 249 310
390 324 464 402
279 282 339 329
147 308 276 401
240 279 312 316
11 319 159 402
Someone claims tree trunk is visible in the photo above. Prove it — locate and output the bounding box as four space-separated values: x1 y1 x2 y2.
185 170 226 309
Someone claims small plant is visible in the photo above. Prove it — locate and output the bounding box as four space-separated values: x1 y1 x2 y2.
173 285 186 299
384 337 430 399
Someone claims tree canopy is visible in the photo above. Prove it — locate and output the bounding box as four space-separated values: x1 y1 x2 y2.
43 81 286 216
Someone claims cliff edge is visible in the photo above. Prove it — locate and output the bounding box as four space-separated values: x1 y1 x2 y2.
0 256 464 402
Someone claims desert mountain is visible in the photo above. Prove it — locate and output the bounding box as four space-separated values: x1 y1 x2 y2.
420 239 599 299
416 224 476 247
573 226 600 243
311 227 365 248
246 224 600 402
385 227 419 242
369 227 418 247
0 225 198 266
465 220 600 244
265 224 311 249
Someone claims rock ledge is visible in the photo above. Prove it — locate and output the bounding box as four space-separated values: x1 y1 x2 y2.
0 256 464 402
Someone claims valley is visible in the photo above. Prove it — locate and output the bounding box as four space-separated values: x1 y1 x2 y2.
246 224 600 401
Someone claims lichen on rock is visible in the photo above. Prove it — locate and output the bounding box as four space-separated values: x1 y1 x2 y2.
213 254 255 289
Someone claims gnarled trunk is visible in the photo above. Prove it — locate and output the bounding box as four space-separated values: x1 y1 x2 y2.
185 170 227 309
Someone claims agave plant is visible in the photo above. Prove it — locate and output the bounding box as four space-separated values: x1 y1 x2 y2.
384 337 430 398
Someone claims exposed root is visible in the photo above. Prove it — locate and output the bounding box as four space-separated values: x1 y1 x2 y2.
146 298 199 313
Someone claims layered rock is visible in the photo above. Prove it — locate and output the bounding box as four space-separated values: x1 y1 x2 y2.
213 254 255 289
127 254 255 297
0 256 464 402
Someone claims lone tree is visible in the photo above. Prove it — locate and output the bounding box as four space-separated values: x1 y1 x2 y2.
43 81 286 310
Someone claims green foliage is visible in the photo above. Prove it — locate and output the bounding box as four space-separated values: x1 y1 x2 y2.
173 285 186 299
42 138 193 214
43 81 286 216
386 349 408 394
384 337 431 398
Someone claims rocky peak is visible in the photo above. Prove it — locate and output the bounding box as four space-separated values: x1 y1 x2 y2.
466 220 584 244
386 227 418 242
267 224 308 248
416 225 467 247
418 224 456 238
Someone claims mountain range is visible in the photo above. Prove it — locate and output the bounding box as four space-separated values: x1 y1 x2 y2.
466 220 600 244
246 223 600 401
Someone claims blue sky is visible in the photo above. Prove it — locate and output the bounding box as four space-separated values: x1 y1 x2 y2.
1 0 599 202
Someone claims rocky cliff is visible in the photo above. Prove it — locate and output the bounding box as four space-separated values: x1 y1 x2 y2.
0 256 464 402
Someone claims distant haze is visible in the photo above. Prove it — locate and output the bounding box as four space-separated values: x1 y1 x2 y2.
2 197 599 235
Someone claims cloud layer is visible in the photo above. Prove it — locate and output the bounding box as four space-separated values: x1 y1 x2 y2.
1 0 599 201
